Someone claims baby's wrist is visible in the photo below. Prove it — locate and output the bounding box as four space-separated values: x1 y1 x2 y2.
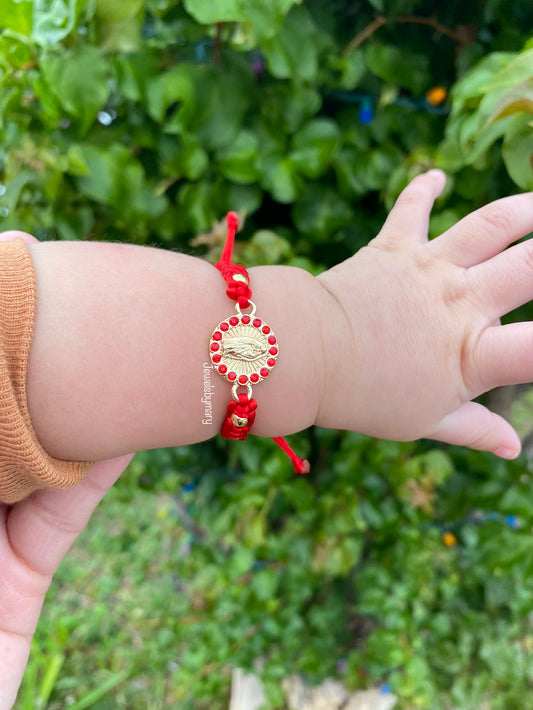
242 264 325 437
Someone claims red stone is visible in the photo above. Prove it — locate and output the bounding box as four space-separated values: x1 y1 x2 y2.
229 317 239 326
268 335 276 345
260 367 269 377
218 364 227 374
210 342 219 352
212 353 221 363
250 373 259 383
253 318 262 328
238 375 248 385
241 315 251 324
269 347 278 356
262 325 270 334
212 331 222 341
228 371 237 381
267 358 276 367
220 322 229 331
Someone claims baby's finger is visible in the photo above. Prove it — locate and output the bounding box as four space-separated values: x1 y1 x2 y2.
430 401 521 459
429 193 533 267
376 170 446 246
473 323 533 390
469 239 533 320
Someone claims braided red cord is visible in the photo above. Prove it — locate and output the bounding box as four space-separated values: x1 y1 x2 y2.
221 393 257 440
215 213 252 308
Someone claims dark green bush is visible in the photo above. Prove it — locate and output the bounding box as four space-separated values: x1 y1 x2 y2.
3 1 533 707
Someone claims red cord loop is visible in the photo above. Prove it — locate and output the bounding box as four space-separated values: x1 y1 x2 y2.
215 213 252 308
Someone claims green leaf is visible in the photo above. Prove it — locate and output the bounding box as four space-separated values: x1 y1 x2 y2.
160 134 208 180
259 84 322 133
38 46 110 135
502 115 533 190
76 144 167 219
146 64 197 127
290 119 341 178
261 6 318 82
183 0 301 41
480 48 533 92
257 153 301 203
292 185 354 239
177 181 219 233
365 42 430 94
349 145 403 191
330 50 366 90
67 671 129 710
216 130 259 184
241 229 293 265
451 52 515 112
32 0 84 45
194 71 251 150
0 0 33 37
487 78 533 124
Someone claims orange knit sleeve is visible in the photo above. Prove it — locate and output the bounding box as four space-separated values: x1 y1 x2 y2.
0 238 92 504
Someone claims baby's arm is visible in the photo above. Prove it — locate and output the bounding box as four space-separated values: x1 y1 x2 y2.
24 170 533 463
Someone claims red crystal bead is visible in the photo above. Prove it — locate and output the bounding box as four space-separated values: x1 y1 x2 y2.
238 375 248 385
212 331 222 341
210 342 219 352
229 316 239 326
218 364 227 374
228 371 237 381
269 347 278 355
241 315 251 324
250 373 259 383
260 367 269 377
268 335 276 345
212 353 221 363
262 325 270 334
253 318 261 328
267 358 276 367
220 322 229 331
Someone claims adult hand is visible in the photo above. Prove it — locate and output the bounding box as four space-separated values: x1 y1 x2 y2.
0 453 133 710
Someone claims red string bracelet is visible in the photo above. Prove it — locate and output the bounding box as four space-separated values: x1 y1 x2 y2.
209 212 310 475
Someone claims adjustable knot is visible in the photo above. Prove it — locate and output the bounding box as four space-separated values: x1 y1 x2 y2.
215 262 251 308
221 393 257 440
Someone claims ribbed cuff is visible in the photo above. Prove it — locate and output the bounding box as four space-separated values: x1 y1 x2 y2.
0 239 92 504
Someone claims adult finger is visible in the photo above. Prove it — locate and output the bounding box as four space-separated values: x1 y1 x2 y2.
0 231 38 245
6 453 134 581
375 170 446 246
429 401 521 458
468 239 533 320
429 193 533 267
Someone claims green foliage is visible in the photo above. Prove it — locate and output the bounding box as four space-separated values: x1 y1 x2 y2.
3 0 533 708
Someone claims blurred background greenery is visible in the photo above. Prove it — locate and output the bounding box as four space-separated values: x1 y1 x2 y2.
2 0 533 707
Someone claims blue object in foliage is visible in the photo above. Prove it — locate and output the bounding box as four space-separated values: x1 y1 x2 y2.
359 98 374 125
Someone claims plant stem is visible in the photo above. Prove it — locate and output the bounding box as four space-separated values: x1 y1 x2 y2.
343 14 469 57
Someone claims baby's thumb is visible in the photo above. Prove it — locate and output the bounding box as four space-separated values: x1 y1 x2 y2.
430 401 521 459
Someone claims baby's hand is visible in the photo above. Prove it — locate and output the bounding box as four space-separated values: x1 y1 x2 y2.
316 170 533 458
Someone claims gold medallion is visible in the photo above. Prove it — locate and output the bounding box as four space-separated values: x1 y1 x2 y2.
209 301 279 387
